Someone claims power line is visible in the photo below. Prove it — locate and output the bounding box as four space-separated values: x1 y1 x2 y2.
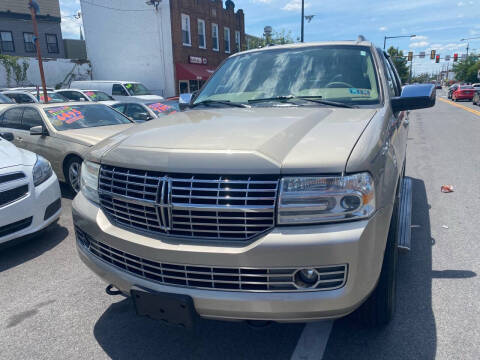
80 0 150 12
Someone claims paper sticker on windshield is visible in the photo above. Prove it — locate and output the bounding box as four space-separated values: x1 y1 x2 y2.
84 91 97 99
46 106 84 124
349 88 371 96
147 102 172 114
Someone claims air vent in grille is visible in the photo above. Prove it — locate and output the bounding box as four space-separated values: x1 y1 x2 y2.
0 172 25 185
98 165 278 241
0 184 29 207
76 227 348 292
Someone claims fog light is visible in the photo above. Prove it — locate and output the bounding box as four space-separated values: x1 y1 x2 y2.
340 195 361 211
294 268 319 288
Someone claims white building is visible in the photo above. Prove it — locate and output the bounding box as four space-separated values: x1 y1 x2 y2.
80 0 175 97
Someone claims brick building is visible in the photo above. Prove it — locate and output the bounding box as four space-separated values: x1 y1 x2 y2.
170 0 245 94
0 0 64 58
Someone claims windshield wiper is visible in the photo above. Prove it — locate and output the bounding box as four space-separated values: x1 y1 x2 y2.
248 95 357 108
191 100 248 108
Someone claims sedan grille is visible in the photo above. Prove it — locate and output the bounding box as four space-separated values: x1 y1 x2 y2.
76 227 347 292
0 184 29 207
98 165 278 241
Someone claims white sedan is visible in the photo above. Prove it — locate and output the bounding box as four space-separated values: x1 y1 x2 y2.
0 132 61 245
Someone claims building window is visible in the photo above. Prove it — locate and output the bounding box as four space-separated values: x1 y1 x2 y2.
181 14 191 46
224 27 230 53
198 19 206 49
45 34 58 53
23 33 35 52
235 30 240 52
0 31 14 52
212 23 219 51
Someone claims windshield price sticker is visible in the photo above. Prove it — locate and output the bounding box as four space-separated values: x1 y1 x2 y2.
349 88 371 96
84 91 97 98
47 106 85 124
147 102 171 113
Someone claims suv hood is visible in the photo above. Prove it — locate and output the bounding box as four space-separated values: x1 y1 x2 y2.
55 123 134 147
97 107 376 174
0 139 36 169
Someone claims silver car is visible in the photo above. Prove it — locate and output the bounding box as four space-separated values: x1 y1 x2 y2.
73 41 435 327
0 103 135 192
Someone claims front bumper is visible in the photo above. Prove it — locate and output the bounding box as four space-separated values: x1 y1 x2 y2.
73 191 391 322
0 171 61 244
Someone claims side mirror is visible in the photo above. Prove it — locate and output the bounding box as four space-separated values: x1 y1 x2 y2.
391 84 436 112
134 112 152 121
0 132 14 141
30 125 48 136
179 93 193 111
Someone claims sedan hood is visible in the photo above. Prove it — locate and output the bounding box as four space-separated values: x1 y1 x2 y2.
98 107 376 174
133 95 165 101
55 123 134 147
0 138 36 169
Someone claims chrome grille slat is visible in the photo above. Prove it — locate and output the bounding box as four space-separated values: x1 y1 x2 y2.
98 165 278 240
77 227 348 292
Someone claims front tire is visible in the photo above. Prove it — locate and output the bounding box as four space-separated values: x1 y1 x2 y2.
353 187 400 327
66 157 82 193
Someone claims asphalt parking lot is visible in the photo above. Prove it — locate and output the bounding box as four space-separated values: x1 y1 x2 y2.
1 95 479 359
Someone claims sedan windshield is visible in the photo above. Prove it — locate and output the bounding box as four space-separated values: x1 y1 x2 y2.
146 101 178 116
0 93 13 103
124 83 151 95
44 104 132 131
194 46 380 106
39 92 69 103
83 90 114 101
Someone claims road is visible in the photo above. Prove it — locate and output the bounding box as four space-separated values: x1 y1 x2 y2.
1 95 479 360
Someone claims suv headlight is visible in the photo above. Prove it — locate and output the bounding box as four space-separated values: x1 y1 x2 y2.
277 173 375 224
33 155 53 187
80 161 100 204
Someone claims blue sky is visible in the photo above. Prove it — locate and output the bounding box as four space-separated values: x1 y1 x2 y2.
60 0 480 75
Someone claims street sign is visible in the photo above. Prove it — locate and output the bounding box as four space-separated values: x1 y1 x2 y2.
419 51 425 58
445 55 450 61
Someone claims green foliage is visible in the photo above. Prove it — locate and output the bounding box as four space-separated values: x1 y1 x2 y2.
247 29 295 49
452 55 480 83
0 55 29 87
387 46 410 84
411 73 434 83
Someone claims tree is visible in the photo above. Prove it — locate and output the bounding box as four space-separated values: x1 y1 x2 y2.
411 73 434 83
387 46 409 84
452 55 480 83
247 29 295 49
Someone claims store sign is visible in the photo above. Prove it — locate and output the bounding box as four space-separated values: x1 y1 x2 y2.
189 56 208 65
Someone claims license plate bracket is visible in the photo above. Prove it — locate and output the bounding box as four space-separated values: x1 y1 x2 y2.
131 289 197 329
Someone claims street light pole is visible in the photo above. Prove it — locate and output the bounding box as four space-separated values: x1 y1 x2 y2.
383 34 416 50
461 36 480 57
301 0 304 43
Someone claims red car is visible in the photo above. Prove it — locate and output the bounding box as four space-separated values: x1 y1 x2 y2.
452 85 475 101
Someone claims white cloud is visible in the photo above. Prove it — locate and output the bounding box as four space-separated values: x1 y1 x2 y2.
61 10 82 39
428 43 467 51
410 41 429 48
251 0 272 3
412 35 428 41
457 1 465 6
282 0 310 11
379 26 387 31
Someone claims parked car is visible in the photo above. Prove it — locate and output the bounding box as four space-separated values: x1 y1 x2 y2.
447 84 459 99
70 81 164 102
55 89 114 102
472 90 480 106
1 90 68 104
0 103 135 193
0 93 14 112
451 85 475 101
472 83 480 90
0 132 61 246
108 100 179 122
73 40 435 328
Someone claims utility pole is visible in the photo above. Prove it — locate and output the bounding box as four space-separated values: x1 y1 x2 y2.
301 0 304 42
29 0 48 103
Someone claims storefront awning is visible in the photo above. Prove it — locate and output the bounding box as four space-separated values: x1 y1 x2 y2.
176 63 216 81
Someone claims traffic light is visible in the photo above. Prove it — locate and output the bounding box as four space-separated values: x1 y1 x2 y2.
408 52 413 61
454 53 458 62
436 55 440 63
430 50 436 59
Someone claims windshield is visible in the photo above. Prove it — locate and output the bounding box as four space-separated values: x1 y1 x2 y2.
83 90 114 101
124 83 151 96
146 101 178 116
38 92 68 103
44 104 132 131
194 46 380 106
460 86 474 90
0 93 13 103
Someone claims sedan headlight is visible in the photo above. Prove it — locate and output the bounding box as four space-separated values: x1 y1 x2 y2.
80 161 100 203
278 173 375 224
33 155 53 187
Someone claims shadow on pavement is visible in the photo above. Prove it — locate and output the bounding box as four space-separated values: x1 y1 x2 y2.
93 298 303 360
323 178 439 360
0 222 68 272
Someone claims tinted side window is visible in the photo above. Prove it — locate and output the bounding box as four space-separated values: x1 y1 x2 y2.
385 57 401 95
22 108 44 130
112 84 128 96
125 104 146 117
3 108 24 129
112 104 126 113
381 56 397 97
62 91 88 101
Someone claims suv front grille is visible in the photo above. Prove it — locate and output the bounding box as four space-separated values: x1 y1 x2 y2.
98 165 278 241
76 227 348 292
